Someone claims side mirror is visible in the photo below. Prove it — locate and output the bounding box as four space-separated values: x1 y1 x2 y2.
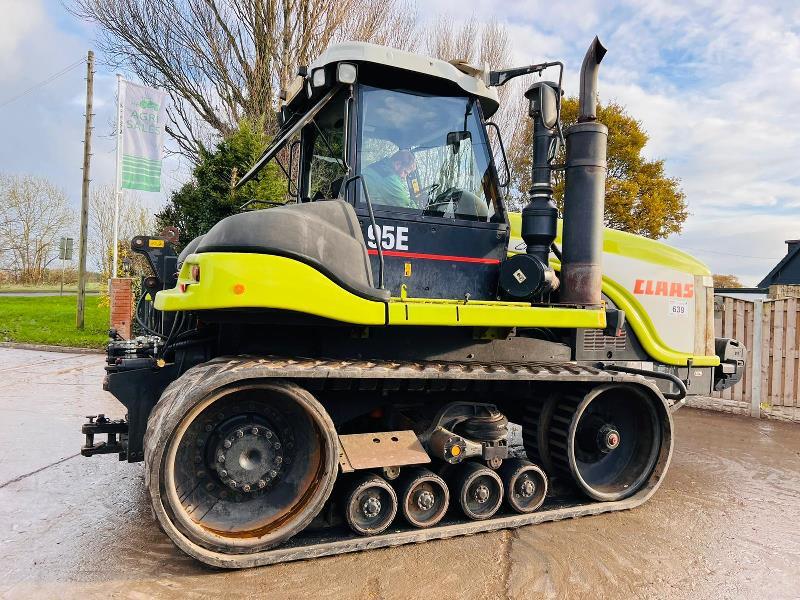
525 82 559 129
446 130 472 154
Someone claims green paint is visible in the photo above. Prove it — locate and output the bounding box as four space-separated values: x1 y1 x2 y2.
122 155 161 192
139 98 159 110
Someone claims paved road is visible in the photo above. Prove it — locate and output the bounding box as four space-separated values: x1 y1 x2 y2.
0 347 798 599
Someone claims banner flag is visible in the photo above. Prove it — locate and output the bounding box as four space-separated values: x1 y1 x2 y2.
118 81 168 192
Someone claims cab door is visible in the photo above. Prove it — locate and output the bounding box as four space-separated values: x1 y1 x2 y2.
348 85 509 301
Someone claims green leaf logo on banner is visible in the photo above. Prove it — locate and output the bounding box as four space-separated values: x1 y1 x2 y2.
139 98 159 111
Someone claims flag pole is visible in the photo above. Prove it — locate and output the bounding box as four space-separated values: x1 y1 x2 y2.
112 74 123 278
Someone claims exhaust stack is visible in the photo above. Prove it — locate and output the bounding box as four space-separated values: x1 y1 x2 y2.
560 37 608 306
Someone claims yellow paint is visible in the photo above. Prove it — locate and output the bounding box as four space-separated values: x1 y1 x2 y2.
507 213 718 367
156 253 606 330
507 212 711 276
404 262 412 277
600 274 718 367
387 297 607 328
148 239 165 248
155 253 386 325
155 251 716 366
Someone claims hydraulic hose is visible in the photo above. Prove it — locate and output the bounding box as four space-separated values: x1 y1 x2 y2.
600 363 688 401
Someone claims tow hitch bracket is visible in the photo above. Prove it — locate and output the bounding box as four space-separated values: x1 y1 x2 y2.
81 414 128 460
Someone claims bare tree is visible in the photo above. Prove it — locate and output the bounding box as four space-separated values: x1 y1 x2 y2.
425 19 525 202
89 184 154 278
70 0 418 159
0 174 74 284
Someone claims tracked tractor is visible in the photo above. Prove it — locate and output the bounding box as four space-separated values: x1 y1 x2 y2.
82 38 745 568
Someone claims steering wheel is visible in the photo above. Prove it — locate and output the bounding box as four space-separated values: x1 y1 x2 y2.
423 186 460 216
414 183 439 209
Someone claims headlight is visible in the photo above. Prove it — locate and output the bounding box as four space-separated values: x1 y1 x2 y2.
337 63 357 84
311 67 326 88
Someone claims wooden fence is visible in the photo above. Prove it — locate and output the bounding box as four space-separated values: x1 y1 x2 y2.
692 296 799 421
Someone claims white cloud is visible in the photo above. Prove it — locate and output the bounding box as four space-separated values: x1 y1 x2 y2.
0 0 45 79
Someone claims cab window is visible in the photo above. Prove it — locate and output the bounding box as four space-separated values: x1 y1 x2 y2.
357 85 501 222
302 90 348 200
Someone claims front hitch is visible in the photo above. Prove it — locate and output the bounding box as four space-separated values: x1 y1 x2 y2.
81 414 128 460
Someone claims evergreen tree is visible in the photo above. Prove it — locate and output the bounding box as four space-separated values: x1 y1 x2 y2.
156 120 286 250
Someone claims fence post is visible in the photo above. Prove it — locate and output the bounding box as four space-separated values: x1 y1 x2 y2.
750 299 763 418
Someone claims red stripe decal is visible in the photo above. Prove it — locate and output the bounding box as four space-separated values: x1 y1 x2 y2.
367 249 500 264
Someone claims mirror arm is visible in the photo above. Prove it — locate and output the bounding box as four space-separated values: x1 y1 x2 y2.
489 61 562 87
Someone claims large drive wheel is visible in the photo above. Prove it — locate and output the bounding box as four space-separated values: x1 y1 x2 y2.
524 384 670 502
144 368 338 567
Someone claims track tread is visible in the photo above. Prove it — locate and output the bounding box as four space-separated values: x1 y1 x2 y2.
141 355 673 569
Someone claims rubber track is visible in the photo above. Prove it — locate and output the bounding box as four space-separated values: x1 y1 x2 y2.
144 356 674 569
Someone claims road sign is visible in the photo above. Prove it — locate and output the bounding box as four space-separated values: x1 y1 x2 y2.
59 237 74 261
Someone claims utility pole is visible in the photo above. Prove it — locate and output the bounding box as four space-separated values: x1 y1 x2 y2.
76 50 94 329
112 73 123 278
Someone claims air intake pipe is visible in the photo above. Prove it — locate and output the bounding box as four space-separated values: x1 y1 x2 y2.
498 80 561 301
560 37 608 306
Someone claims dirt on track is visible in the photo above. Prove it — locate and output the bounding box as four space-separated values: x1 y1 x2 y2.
0 347 798 599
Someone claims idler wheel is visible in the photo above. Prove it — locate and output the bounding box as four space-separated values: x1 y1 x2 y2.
454 462 503 520
549 385 665 501
344 474 397 536
396 467 449 528
499 459 547 513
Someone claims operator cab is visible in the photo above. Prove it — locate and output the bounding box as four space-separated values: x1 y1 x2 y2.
242 43 510 301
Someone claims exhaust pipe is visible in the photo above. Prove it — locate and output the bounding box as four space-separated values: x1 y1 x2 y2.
560 37 608 306
577 37 607 122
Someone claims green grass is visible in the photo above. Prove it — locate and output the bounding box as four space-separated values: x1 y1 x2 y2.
0 282 102 293
0 296 108 348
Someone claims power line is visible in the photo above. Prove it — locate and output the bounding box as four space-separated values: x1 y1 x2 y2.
674 246 780 261
0 58 87 109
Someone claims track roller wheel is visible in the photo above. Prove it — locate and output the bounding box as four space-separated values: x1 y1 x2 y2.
454 462 503 520
499 459 547 513
396 467 449 528
144 376 338 565
549 385 665 501
344 474 398 535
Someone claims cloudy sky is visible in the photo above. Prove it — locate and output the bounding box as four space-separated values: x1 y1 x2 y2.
1 0 798 284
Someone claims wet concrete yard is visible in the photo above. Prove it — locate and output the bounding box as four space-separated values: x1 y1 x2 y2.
1 347 798 599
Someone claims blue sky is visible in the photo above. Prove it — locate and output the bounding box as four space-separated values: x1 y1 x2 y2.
1 0 799 284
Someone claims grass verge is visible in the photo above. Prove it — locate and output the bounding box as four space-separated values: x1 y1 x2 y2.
0 296 108 348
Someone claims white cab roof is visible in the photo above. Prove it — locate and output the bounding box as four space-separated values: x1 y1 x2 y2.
309 42 500 117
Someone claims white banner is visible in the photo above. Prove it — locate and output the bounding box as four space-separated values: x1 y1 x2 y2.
118 80 168 192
